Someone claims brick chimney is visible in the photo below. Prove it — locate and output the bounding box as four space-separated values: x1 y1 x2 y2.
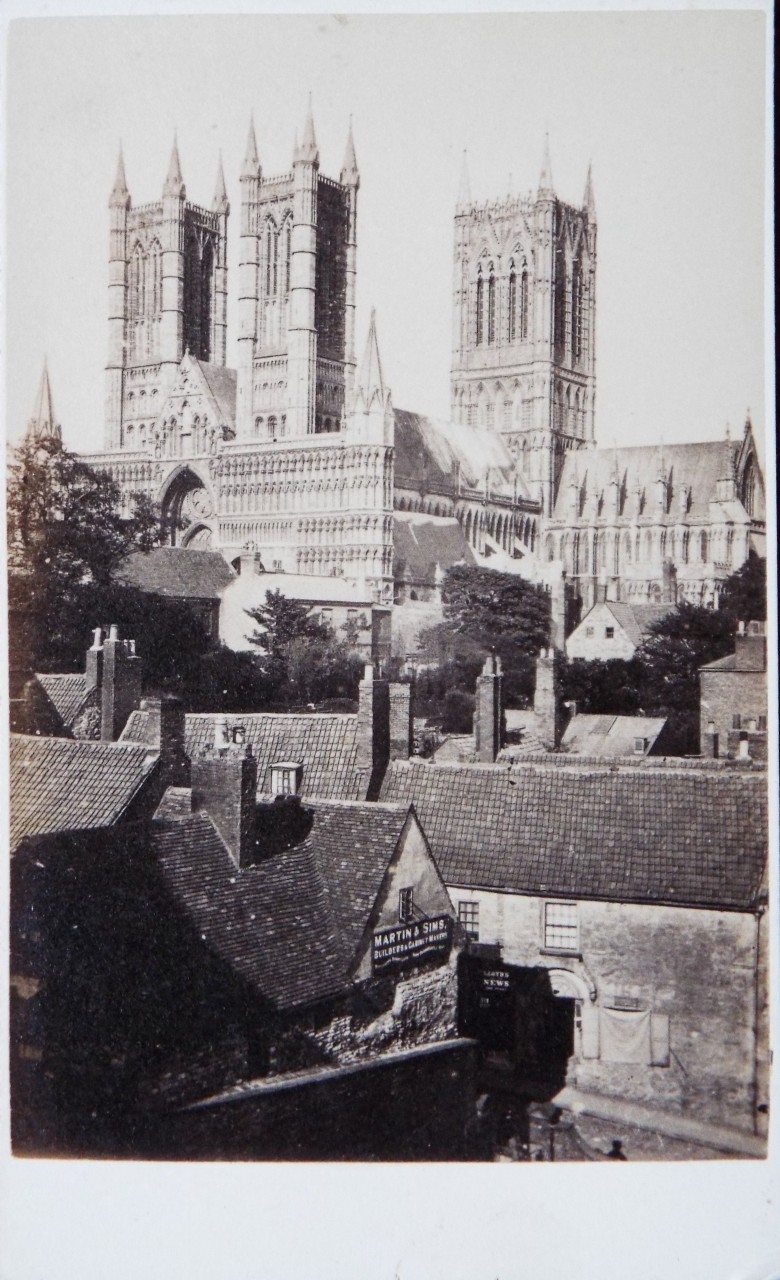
357 664 391 795
389 682 413 761
138 695 190 786
100 625 143 741
191 728 258 868
85 627 104 692
534 648 561 750
474 654 502 763
733 620 766 671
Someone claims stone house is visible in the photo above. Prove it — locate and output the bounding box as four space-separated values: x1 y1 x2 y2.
565 600 673 661
381 756 769 1138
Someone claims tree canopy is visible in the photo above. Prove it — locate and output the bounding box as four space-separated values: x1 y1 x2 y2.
245 589 364 706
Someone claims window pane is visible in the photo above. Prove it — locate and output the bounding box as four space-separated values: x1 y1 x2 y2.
544 902 578 951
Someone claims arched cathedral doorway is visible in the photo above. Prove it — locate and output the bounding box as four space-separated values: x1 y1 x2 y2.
160 467 215 547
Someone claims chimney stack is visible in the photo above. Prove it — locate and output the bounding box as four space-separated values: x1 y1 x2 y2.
357 664 391 795
85 627 104 692
100 625 143 741
389 682 413 761
139 695 190 786
191 733 258 868
534 648 562 750
474 654 502 763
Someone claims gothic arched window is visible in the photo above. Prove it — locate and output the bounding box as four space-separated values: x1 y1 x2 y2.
268 416 277 438
700 530 708 562
571 260 583 360
475 268 484 345
520 268 529 341
284 220 292 295
200 239 214 363
130 244 145 320
149 240 163 315
487 266 496 344
264 222 275 297
508 264 516 341
741 455 757 516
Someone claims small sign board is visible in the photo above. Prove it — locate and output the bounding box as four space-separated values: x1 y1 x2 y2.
481 967 511 992
372 914 452 974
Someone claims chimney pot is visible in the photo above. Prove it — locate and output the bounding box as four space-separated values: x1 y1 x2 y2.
109 624 120 642
90 627 103 651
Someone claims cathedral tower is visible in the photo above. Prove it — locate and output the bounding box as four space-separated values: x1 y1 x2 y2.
235 105 358 441
451 140 597 516
104 139 229 451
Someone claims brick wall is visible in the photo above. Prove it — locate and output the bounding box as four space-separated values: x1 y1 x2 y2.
700 668 767 758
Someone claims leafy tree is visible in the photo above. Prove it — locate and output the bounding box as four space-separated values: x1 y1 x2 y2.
718 552 766 626
246 590 364 705
441 688 476 734
560 657 644 716
7 437 164 674
417 565 551 710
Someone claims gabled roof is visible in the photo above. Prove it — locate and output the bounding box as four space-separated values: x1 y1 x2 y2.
601 603 673 647
150 800 411 1009
379 760 767 911
196 361 237 427
551 441 746 522
33 673 92 733
185 713 367 800
560 714 668 757
394 409 533 503
158 354 237 430
117 547 235 600
10 734 158 851
393 512 475 584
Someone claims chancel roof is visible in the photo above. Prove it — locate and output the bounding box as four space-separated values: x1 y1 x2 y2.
393 512 476 585
380 760 767 911
551 441 744 522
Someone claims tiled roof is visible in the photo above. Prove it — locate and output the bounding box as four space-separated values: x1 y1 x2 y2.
393 513 475 584
551 441 742 522
116 547 235 600
34 673 91 732
9 734 158 850
560 714 668 758
150 800 410 1009
604 603 673 647
700 652 764 673
379 760 767 910
184 713 367 800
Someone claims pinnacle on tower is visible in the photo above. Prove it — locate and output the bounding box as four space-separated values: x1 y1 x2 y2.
340 117 359 186
163 133 185 198
213 152 229 212
241 116 260 179
298 95 319 165
457 149 472 208
26 360 61 444
354 309 387 409
109 144 130 207
537 132 554 198
583 162 596 219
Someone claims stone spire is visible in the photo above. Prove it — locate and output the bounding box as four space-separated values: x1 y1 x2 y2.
109 144 130 208
163 133 185 198
340 116 359 186
537 132 554 198
26 360 61 444
457 149 471 208
355 309 386 408
583 161 596 220
298 95 319 165
241 116 260 179
213 152 229 213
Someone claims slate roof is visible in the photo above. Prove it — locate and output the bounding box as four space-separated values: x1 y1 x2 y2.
33 673 91 733
393 512 476 585
117 547 236 600
560 714 668 758
551 441 744 522
150 800 411 1009
9 734 158 851
379 760 767 911
394 409 534 503
184 713 367 800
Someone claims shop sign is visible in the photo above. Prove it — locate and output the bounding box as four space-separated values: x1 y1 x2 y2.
372 915 452 974
481 967 511 992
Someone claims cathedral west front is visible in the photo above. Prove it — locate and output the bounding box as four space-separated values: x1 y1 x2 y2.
29 104 765 628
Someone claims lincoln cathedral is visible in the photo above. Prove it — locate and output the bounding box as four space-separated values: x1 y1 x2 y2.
28 104 765 622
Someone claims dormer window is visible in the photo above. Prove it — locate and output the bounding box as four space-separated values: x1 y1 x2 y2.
633 737 647 755
270 762 303 796
232 725 246 745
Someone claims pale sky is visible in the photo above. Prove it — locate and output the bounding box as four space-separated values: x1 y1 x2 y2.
6 11 770 462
